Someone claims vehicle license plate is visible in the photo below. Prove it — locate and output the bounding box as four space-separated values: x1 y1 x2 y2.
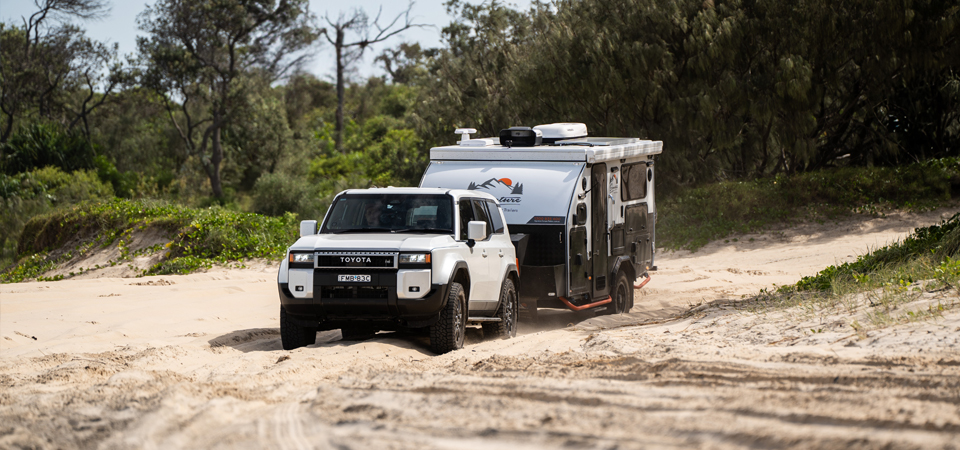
338 274 371 282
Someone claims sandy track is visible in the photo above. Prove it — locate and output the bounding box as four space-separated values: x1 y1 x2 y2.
2 208 960 449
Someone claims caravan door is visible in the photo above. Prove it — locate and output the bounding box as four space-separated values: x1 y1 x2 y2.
590 163 609 296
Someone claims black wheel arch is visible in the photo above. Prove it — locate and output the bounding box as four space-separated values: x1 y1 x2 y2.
505 263 520 295
611 256 636 284
446 260 470 309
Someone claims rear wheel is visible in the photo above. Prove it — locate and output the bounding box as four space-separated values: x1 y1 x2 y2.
280 307 317 350
430 282 466 353
483 278 518 340
601 271 630 315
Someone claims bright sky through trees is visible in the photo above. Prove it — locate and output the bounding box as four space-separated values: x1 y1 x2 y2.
1 0 533 81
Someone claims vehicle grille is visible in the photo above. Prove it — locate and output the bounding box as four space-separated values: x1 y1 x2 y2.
320 285 390 299
316 251 398 269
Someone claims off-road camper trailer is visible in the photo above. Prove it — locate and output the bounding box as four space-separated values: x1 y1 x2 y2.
420 123 662 318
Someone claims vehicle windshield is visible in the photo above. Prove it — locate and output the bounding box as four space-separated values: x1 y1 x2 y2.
321 193 455 234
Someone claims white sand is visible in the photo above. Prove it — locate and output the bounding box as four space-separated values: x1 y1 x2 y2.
2 208 959 449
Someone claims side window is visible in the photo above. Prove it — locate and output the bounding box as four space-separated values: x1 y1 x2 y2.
458 199 475 240
485 200 505 234
471 199 493 238
621 163 648 201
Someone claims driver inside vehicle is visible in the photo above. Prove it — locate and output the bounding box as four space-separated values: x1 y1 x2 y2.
363 201 383 227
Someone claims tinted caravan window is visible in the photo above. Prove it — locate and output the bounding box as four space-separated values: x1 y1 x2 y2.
621 163 647 201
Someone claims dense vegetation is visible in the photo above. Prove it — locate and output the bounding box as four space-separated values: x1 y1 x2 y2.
658 157 960 250
2 0 959 279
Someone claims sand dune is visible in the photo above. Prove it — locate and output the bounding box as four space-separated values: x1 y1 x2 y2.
2 208 959 449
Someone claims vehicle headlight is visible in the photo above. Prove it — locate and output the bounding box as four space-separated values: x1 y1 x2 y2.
289 253 315 263
399 253 431 264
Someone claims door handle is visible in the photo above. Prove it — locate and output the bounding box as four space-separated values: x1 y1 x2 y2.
498 250 504 257
482 249 488 258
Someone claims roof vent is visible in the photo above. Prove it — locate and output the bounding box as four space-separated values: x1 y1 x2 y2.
498 127 542 147
460 138 495 147
533 123 588 144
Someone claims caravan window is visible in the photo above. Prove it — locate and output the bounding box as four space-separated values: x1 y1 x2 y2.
621 163 647 201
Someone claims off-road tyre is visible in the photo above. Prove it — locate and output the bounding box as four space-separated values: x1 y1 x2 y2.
280 307 317 350
430 282 466 353
483 278 518 340
601 271 631 315
340 326 378 341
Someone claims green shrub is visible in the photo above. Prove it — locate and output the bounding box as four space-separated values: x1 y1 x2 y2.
794 212 960 292
94 155 139 198
0 123 96 175
0 167 113 269
30 166 115 203
252 172 316 218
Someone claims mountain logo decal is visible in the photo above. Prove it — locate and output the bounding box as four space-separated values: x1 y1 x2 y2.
467 177 523 195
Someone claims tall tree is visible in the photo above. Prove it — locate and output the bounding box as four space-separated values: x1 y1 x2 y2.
137 0 318 199
322 2 425 152
0 0 121 145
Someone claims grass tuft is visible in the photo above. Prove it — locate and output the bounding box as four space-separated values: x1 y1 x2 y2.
750 215 960 330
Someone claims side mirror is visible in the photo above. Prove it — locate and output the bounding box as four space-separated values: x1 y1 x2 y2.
467 221 487 241
299 220 317 237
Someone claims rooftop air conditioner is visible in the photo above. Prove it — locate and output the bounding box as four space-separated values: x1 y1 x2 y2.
533 123 588 144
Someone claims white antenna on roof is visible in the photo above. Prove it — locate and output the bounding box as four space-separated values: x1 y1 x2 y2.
454 128 477 142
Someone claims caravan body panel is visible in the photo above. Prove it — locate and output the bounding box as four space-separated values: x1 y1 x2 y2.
423 131 662 312
420 161 585 226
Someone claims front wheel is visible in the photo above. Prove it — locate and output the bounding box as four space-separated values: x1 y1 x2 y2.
280 307 317 350
430 282 466 353
483 278 518 340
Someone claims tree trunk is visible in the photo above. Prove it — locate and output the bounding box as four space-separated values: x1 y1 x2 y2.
0 113 13 146
210 115 225 198
335 27 345 153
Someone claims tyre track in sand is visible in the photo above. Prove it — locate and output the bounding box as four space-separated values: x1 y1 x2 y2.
2 207 960 449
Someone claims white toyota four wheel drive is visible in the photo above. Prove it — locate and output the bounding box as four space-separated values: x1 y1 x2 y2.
277 187 519 353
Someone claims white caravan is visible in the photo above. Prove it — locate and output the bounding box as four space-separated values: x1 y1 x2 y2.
419 123 662 318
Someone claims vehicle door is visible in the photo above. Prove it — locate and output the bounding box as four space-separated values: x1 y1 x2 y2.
591 163 609 296
483 198 512 283
458 198 494 308
469 198 502 307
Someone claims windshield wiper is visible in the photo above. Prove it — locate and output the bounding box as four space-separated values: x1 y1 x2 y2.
393 228 453 234
326 228 394 234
